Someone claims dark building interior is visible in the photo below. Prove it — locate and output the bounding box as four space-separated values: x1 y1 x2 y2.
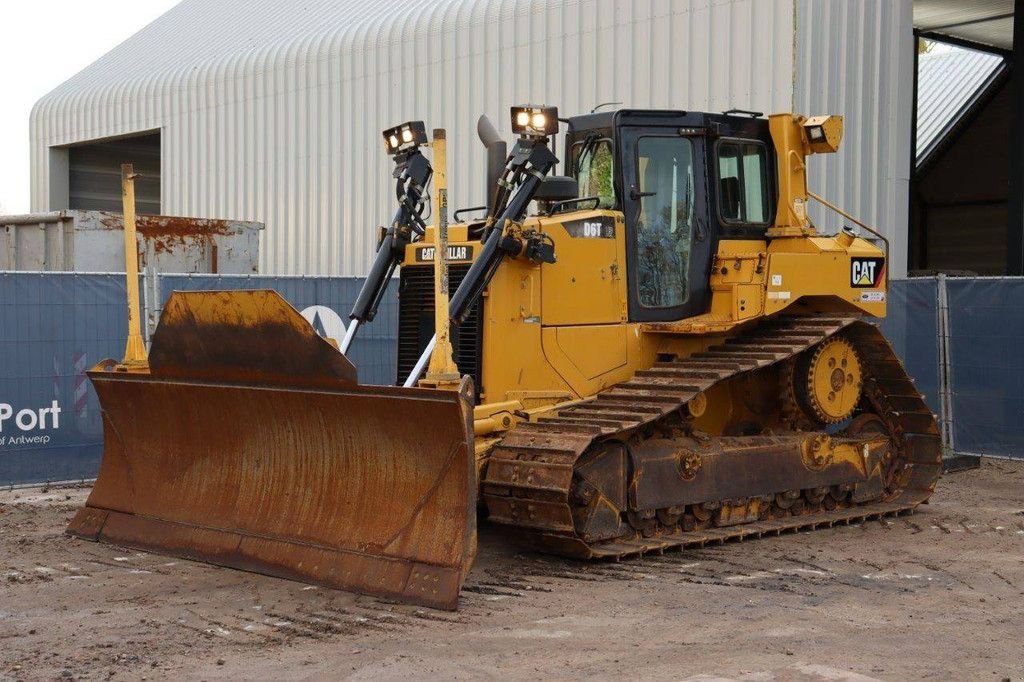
912 0 1018 275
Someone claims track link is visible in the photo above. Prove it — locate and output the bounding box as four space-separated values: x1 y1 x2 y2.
482 314 943 559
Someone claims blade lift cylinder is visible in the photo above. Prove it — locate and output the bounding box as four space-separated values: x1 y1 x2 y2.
342 146 432 355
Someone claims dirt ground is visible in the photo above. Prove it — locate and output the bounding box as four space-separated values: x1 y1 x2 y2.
2 460 1023 682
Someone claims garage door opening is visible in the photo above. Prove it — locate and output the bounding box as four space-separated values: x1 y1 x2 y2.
66 132 160 214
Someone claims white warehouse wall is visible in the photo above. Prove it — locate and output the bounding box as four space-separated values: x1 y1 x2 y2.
30 0 911 277
796 0 914 277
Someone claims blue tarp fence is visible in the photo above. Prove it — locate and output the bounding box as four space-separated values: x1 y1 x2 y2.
875 277 941 418
0 272 395 487
0 273 130 485
0 273 1019 486
944 278 1024 458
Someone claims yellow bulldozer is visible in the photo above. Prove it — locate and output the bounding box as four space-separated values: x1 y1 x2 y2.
68 105 941 610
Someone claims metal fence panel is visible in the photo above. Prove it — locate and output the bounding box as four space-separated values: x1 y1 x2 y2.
9 270 1019 486
0 272 130 486
945 278 1024 459
157 275 397 386
876 278 942 418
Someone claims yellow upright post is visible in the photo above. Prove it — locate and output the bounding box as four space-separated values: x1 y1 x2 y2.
768 113 843 239
767 113 814 238
422 129 461 387
119 163 148 368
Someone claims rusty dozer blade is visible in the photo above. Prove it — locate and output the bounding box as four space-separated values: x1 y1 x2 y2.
68 289 477 610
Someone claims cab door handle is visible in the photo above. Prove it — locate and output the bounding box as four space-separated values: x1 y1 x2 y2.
629 186 656 200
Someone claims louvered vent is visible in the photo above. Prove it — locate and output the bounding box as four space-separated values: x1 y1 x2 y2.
396 264 483 398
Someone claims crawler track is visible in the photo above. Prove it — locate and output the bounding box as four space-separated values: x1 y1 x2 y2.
482 314 943 559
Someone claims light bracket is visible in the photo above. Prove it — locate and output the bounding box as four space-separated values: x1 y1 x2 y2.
511 104 558 138
383 120 428 155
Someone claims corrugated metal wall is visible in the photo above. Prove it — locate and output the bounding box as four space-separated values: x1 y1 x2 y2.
31 0 912 277
31 0 795 276
794 0 914 277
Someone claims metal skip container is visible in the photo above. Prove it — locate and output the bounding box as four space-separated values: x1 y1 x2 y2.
0 209 261 273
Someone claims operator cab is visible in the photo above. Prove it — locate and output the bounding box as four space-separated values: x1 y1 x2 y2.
563 110 776 322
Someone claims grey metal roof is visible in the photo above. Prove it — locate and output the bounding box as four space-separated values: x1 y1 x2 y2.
916 46 1006 167
913 0 1013 50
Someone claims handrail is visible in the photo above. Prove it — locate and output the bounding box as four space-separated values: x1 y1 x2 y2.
547 196 601 216
453 205 487 222
0 211 71 226
807 190 890 291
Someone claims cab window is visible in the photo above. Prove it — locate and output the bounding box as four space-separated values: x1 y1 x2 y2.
571 138 616 209
635 136 695 308
717 140 770 225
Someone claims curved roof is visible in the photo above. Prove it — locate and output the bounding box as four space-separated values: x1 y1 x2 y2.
29 0 911 278
33 0 515 136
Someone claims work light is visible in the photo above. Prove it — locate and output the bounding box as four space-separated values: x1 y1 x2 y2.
510 105 558 137
382 120 427 154
801 115 843 154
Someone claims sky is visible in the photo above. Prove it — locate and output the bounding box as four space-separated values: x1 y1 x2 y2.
0 1 179 215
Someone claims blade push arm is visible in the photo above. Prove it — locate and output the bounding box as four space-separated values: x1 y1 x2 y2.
341 148 432 354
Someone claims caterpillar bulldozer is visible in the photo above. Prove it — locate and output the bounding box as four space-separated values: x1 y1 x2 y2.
68 105 941 611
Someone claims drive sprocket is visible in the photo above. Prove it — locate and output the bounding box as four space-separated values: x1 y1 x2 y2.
795 336 863 424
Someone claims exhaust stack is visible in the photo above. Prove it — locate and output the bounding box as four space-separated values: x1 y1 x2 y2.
477 115 507 216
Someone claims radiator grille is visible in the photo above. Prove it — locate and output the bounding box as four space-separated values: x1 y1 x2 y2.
397 264 483 396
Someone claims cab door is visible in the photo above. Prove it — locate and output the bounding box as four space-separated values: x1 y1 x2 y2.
619 127 713 322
